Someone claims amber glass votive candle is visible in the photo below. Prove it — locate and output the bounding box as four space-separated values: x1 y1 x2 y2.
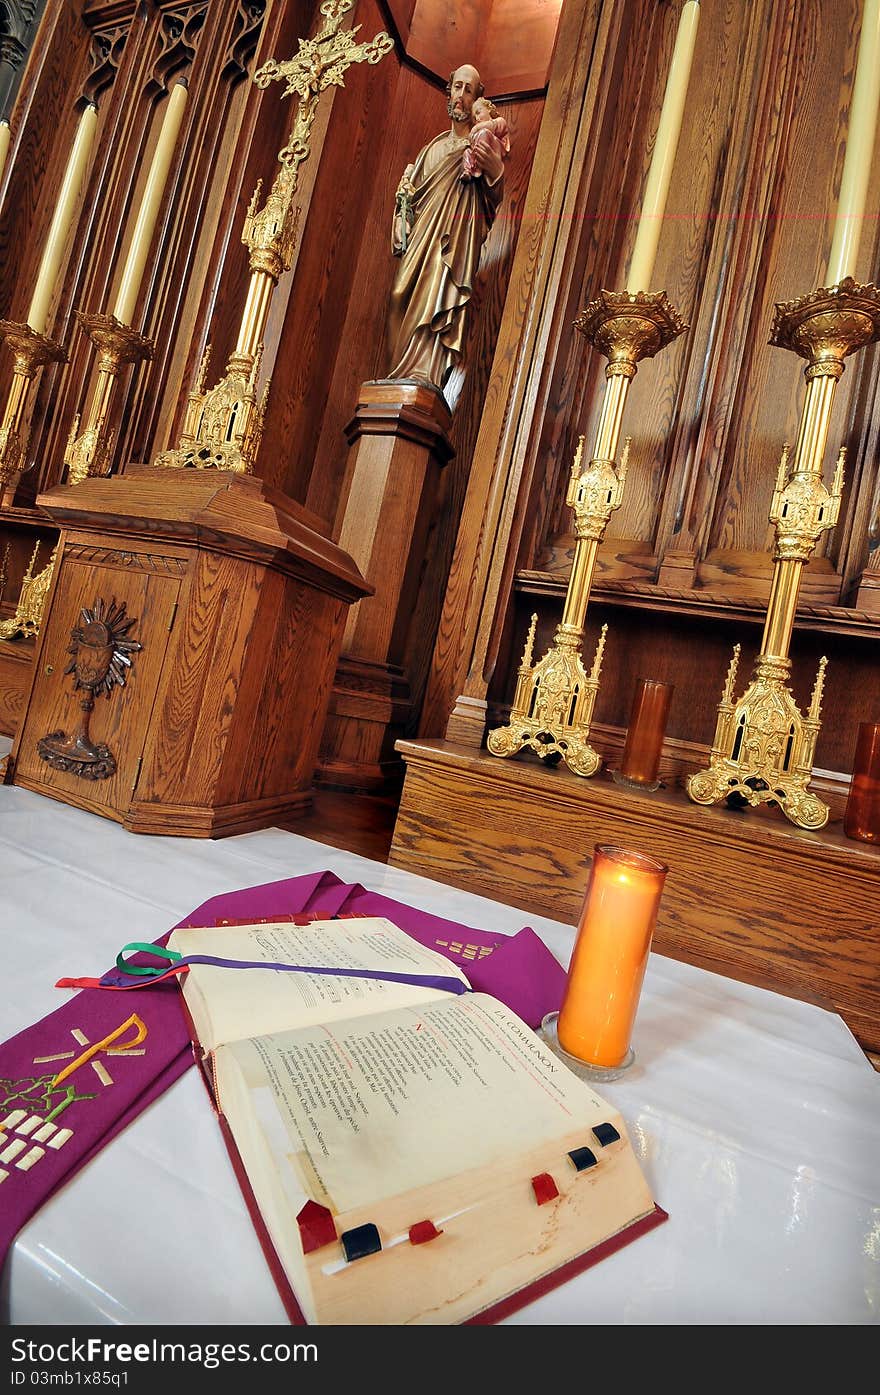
612 678 674 792
844 722 880 844
554 845 668 1078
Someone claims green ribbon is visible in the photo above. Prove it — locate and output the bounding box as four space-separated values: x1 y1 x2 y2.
115 942 182 978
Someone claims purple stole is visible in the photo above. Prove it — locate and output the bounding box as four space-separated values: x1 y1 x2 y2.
0 869 566 1270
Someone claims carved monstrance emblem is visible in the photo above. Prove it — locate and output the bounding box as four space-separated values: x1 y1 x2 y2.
38 598 143 781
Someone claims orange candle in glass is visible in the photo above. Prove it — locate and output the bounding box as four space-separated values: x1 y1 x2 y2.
557 845 668 1070
843 721 880 843
613 678 674 791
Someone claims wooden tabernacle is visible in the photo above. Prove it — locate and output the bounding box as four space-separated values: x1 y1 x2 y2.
6 467 370 836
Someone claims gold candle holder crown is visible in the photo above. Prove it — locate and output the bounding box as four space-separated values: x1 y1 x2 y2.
0 321 67 499
64 313 154 485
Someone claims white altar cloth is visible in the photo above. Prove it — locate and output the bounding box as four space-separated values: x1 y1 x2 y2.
1 756 878 1326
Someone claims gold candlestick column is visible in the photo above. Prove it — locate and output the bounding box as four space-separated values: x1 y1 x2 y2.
0 321 67 504
64 314 153 485
155 0 393 474
687 279 880 829
488 291 687 776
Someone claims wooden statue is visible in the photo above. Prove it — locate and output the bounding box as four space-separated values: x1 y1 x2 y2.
386 64 506 394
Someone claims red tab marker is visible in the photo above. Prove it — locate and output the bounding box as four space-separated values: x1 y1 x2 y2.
531 1173 559 1205
297 1200 338 1253
409 1220 442 1245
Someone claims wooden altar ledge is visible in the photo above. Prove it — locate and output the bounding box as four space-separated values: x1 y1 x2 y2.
390 738 880 1053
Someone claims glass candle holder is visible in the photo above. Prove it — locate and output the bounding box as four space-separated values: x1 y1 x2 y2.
542 845 668 1082
612 678 674 792
843 721 880 844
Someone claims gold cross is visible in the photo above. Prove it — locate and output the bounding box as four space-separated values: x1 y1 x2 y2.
254 0 393 169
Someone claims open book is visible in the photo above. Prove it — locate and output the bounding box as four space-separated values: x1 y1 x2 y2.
168 915 663 1325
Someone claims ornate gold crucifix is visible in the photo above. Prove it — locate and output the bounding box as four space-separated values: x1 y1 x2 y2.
156 0 393 474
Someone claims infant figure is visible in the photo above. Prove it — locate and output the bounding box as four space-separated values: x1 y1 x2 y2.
462 97 511 181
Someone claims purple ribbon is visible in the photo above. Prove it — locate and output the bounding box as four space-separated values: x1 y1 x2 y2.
100 955 469 996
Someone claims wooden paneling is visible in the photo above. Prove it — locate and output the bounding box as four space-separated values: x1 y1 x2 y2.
532 0 880 604
136 548 348 815
0 0 319 512
0 637 34 735
414 0 880 796
391 737 880 1052
420 0 649 742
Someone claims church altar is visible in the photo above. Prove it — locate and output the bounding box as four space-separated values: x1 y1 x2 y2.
2 740 877 1326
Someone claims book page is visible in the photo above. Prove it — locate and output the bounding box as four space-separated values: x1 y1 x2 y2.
216 993 610 1213
168 918 471 1051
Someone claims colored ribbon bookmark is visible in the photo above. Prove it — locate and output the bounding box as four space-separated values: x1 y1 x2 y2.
57 943 470 998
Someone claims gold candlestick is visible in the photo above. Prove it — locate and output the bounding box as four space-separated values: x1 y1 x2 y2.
155 0 393 474
0 320 67 501
488 290 687 775
687 278 880 829
64 314 153 485
0 539 60 640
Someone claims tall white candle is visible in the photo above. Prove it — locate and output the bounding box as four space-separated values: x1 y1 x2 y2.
0 120 10 193
27 103 98 335
826 0 880 285
625 1 701 293
113 80 188 325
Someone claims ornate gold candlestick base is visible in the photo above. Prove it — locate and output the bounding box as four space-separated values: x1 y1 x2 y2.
0 320 67 497
687 646 829 830
687 278 880 830
488 614 608 776
488 290 687 777
65 313 154 485
154 344 268 474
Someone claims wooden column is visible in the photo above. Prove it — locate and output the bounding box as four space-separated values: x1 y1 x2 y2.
316 379 453 791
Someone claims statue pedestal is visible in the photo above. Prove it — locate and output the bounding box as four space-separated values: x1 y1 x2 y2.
7 466 370 835
317 380 454 791
853 564 880 614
